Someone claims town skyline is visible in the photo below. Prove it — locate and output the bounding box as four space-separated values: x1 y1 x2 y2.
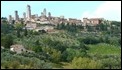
1 1 121 21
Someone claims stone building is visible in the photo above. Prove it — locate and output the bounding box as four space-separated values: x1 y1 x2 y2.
10 44 26 54
27 5 31 20
15 10 19 21
8 15 12 23
43 8 46 17
83 18 103 26
89 18 103 25
25 22 37 30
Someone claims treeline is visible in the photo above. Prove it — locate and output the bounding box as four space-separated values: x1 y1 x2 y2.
57 23 83 32
56 21 121 35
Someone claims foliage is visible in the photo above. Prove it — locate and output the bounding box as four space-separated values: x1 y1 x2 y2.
70 57 102 69
42 47 61 63
1 34 14 48
1 23 14 34
1 20 121 69
57 23 82 32
100 57 121 69
78 36 100 44
1 49 53 69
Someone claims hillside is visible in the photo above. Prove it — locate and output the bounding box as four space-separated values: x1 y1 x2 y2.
1 21 121 69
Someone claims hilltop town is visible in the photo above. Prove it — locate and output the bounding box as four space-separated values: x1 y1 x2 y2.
2 5 112 32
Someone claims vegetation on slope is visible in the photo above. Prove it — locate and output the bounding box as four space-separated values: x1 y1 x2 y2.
1 20 121 69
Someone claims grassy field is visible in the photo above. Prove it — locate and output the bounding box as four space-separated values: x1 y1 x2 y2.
87 43 121 55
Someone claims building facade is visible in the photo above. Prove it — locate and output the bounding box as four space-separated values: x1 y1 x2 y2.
27 5 31 20
83 18 103 26
23 12 26 21
15 10 19 21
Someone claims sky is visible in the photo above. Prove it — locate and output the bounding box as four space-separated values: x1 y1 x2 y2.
1 1 121 21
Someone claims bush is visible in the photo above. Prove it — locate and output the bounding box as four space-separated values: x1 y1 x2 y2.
42 47 61 63
79 36 100 44
1 50 53 69
70 57 102 69
63 48 88 62
100 57 121 69
1 34 14 48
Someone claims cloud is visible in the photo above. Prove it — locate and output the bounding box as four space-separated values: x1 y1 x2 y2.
81 1 121 21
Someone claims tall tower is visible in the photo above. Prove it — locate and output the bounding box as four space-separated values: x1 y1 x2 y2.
8 15 12 23
83 18 88 31
48 12 51 17
27 5 31 20
41 12 44 17
43 8 46 17
23 12 26 20
48 12 51 20
15 10 19 21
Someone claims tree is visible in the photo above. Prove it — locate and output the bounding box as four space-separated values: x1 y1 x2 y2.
64 48 87 62
42 47 61 63
33 40 42 53
66 23 70 30
100 57 121 69
108 37 119 46
24 28 28 36
61 51 68 61
82 36 100 44
17 29 21 37
50 48 61 63
1 17 8 24
1 23 14 34
61 22 65 29
77 24 84 30
1 34 14 48
57 23 60 29
96 23 108 31
50 40 66 53
11 20 15 24
14 23 25 37
70 57 102 69
14 23 24 31
57 23 65 30
86 25 94 32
